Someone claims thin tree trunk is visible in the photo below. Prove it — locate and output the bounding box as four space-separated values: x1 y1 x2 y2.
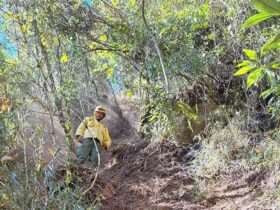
141 0 169 93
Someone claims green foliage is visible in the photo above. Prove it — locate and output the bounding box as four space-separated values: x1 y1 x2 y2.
252 0 280 14
262 34 280 53
139 88 172 138
247 68 264 88
175 101 199 132
242 13 276 29
243 49 258 61
0 0 279 208
235 0 280 105
242 0 280 29
234 62 256 76
176 101 198 121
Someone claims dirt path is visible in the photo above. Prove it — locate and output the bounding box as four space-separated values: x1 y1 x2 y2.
76 136 275 210
5 100 275 209
83 140 204 210
55 97 274 210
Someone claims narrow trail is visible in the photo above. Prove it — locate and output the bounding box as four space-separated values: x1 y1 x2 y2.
93 97 203 209
58 98 204 209
2 99 274 209
55 97 273 210
97 140 202 210
87 138 271 210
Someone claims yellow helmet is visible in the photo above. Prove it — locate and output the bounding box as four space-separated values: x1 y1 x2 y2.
94 105 106 114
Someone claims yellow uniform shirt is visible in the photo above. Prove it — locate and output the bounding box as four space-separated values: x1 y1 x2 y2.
75 116 112 149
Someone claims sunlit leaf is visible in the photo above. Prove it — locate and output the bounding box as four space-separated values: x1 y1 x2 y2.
65 169 72 185
60 53 69 63
237 60 251 68
40 34 48 48
128 0 136 7
176 101 198 121
126 90 133 97
21 24 29 33
243 49 258 60
252 0 280 14
102 63 108 69
112 0 119 7
148 113 159 123
260 87 276 98
261 33 280 53
234 65 256 76
89 42 97 49
242 13 273 29
106 67 114 78
271 62 280 70
247 68 264 88
99 34 108 42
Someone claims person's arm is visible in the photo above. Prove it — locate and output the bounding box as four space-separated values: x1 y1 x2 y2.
102 127 112 150
75 118 87 143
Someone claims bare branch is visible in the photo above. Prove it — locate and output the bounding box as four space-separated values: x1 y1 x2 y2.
141 0 169 93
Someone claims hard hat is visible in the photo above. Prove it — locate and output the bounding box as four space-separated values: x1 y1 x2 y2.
95 105 106 114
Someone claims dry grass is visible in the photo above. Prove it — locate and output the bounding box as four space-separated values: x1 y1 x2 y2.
189 117 280 207
190 120 249 179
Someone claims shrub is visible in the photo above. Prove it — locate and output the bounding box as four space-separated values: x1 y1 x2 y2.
190 120 249 179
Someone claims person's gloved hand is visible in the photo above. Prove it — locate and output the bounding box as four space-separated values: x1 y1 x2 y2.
76 135 83 143
73 136 82 150
102 144 109 151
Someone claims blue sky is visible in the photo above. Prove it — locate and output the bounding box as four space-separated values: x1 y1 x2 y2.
0 32 17 57
0 1 93 58
0 0 123 92
83 0 93 7
0 16 17 57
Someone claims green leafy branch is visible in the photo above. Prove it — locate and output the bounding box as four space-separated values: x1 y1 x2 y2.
234 0 280 91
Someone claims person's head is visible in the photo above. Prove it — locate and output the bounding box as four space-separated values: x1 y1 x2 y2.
94 106 106 121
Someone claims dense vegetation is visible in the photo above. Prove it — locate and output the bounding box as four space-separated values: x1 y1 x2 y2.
0 0 279 209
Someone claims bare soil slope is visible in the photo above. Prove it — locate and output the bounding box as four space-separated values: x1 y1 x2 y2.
63 138 277 210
